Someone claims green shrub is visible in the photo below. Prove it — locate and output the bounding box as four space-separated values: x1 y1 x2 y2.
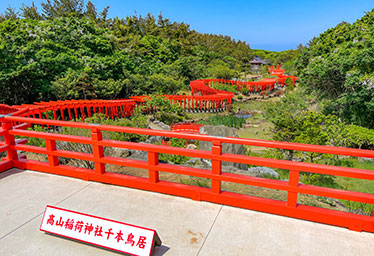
211 82 237 93
241 87 249 95
285 77 294 91
202 114 245 128
159 138 190 164
25 125 48 147
237 95 243 100
143 95 186 125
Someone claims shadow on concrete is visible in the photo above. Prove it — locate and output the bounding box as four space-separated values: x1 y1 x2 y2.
46 232 170 255
0 168 24 180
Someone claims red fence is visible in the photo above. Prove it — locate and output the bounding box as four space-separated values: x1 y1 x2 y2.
191 78 284 94
1 114 374 232
171 122 204 133
4 99 137 123
130 94 233 112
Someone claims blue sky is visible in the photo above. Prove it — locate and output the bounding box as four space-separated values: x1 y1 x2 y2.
1 0 373 51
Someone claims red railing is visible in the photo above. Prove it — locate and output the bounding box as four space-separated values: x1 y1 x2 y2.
192 78 280 93
1 115 373 232
4 99 137 123
130 94 233 112
170 122 204 133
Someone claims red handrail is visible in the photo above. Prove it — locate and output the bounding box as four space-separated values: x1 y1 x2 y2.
1 115 373 232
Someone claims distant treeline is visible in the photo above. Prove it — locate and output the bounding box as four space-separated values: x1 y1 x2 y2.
0 0 299 105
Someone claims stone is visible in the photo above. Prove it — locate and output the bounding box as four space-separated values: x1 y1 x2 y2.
147 136 162 144
247 167 280 179
128 150 148 161
112 148 131 158
148 120 170 131
184 158 201 166
199 125 247 170
186 144 197 150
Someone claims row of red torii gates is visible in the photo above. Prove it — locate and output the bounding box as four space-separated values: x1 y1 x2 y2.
0 66 296 123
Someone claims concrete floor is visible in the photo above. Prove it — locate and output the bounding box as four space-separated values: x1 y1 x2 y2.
0 168 373 256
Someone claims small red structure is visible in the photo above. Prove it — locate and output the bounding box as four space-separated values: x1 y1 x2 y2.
161 122 203 145
170 122 204 134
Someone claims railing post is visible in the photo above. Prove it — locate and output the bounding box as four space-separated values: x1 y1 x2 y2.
45 139 59 166
211 140 222 194
287 170 300 207
148 151 159 183
1 120 18 161
91 127 105 175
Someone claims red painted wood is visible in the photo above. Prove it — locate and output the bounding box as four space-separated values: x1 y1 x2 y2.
1 115 373 233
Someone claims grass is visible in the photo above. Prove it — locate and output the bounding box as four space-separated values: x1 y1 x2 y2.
333 158 374 214
236 114 273 141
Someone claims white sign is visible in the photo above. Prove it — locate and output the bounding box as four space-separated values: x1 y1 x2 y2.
40 205 161 256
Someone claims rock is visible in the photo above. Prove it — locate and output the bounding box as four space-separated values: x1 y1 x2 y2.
199 125 247 170
112 148 131 158
184 158 201 166
147 136 161 144
186 144 197 150
247 167 280 179
128 150 148 161
222 166 245 173
148 120 170 131
200 159 212 169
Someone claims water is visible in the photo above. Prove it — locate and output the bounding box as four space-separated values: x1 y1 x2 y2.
234 114 252 119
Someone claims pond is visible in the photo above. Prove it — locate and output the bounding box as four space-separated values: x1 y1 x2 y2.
234 114 252 119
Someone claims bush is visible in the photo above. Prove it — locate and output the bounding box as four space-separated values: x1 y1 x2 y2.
285 77 294 91
237 95 243 100
202 114 245 128
211 82 237 93
241 87 249 95
25 125 48 147
159 138 190 164
142 95 186 125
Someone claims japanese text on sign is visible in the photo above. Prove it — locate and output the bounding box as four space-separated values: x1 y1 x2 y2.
40 205 161 256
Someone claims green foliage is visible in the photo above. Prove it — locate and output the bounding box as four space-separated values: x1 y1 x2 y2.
241 87 249 95
264 91 309 146
159 138 190 164
208 64 237 79
142 95 186 125
0 0 293 105
252 47 302 74
25 125 47 147
211 82 237 93
202 114 245 128
285 77 294 92
58 111 148 143
341 124 374 149
264 91 346 186
295 9 374 128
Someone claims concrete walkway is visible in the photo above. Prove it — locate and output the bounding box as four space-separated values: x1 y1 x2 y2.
0 168 373 256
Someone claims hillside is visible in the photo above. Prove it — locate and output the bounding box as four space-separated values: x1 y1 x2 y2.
0 0 295 105
295 9 374 128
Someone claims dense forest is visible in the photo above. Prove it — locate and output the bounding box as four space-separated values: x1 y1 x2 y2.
261 8 374 159
295 9 374 129
0 0 298 105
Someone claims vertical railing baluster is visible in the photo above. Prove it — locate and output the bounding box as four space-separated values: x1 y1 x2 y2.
148 151 159 183
1 120 18 161
91 127 105 175
46 139 59 166
211 140 222 194
287 170 300 207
